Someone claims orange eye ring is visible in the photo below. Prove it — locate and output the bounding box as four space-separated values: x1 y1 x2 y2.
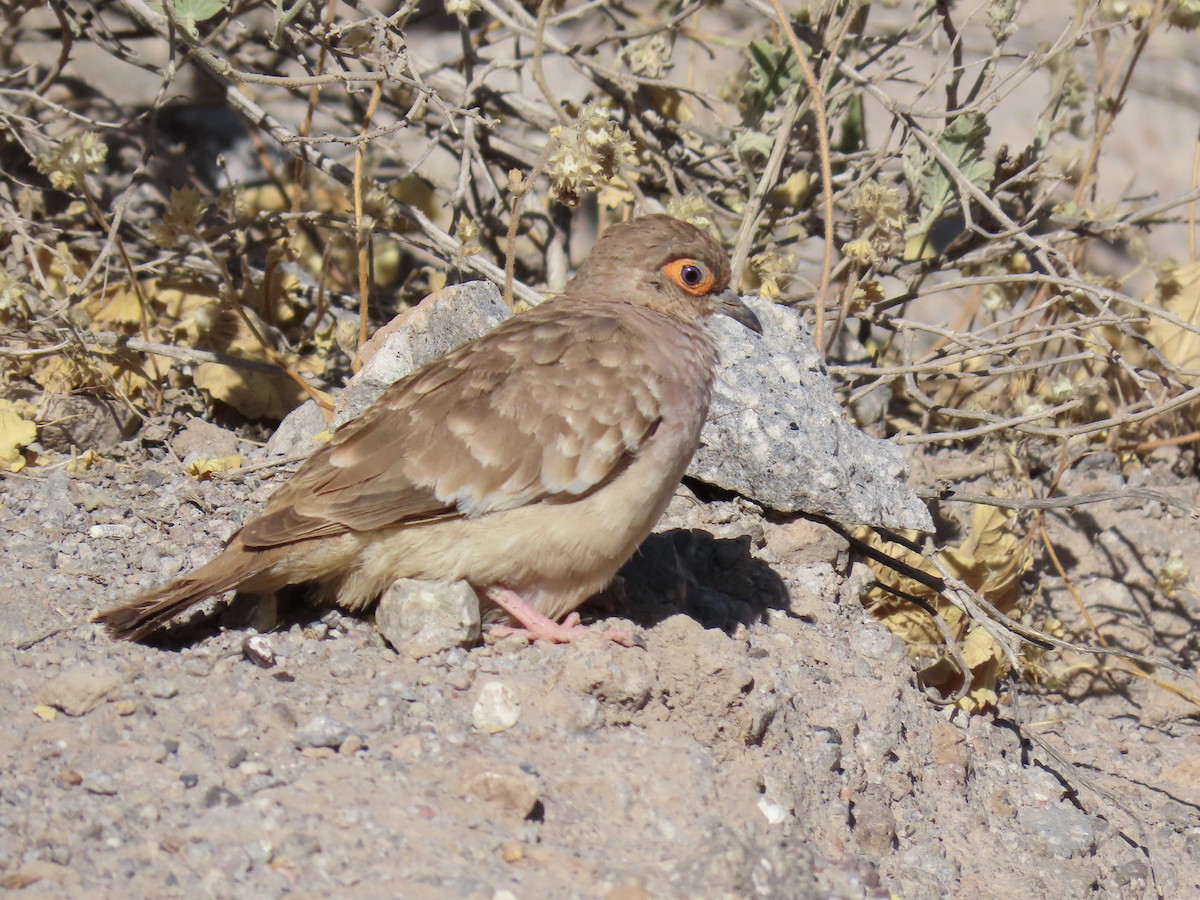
663 258 716 296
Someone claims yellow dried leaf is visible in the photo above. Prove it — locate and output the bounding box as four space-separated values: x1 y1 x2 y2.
185 454 242 480
1147 260 1200 378
391 175 445 226
0 400 37 472
238 183 295 216
960 626 1002 669
597 181 636 215
32 704 57 722
189 304 315 420
768 171 811 210
84 284 144 326
860 501 1033 711
67 449 100 473
193 361 307 421
644 86 693 123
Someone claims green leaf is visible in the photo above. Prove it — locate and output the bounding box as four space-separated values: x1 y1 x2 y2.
903 113 995 258
742 41 803 126
734 130 774 161
150 0 230 34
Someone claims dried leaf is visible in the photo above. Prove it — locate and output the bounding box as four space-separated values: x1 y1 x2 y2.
861 502 1032 711
0 399 38 472
1147 260 1200 379
193 307 313 421
185 454 242 480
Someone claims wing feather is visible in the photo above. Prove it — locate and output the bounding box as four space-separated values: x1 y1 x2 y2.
239 302 663 550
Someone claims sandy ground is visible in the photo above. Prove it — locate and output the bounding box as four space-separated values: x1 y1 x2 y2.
4 4 1200 898
2 434 1199 897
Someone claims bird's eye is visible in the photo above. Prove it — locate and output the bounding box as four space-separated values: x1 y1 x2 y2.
663 258 716 296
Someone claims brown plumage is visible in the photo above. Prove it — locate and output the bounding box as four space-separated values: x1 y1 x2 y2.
95 215 761 643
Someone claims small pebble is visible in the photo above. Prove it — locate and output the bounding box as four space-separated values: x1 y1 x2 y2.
466 769 540 818
88 523 133 540
146 679 179 699
293 716 357 750
472 681 521 733
501 843 524 863
137 804 159 824
84 773 118 795
242 635 276 669
204 786 242 808
181 657 213 678
38 666 124 716
756 797 788 825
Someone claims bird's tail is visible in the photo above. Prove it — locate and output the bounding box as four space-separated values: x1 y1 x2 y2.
94 540 280 641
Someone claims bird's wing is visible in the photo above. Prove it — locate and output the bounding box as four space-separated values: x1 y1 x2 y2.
239 304 664 549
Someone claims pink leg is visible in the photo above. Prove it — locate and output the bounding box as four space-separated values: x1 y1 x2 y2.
482 586 636 647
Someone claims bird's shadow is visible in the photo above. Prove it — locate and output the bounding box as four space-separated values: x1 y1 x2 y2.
596 528 789 634
133 528 787 648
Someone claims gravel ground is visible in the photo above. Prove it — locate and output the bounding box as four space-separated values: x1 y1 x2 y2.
2 435 1199 897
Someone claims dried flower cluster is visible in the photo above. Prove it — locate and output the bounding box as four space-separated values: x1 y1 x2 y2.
545 104 636 207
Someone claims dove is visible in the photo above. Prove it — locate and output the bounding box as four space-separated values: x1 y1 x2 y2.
95 215 761 644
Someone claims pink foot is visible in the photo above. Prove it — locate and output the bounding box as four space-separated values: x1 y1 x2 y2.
483 587 637 647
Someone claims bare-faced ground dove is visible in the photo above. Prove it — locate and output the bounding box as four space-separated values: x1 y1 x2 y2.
96 215 762 644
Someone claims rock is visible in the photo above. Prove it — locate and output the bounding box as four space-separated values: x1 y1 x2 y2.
341 281 511 425
242 634 276 668
1016 805 1099 858
850 788 897 855
38 666 124 716
697 296 932 531
848 624 905 662
263 398 329 458
83 772 118 795
14 390 139 454
265 282 508 457
897 841 960 887
374 578 482 659
292 715 358 750
266 284 930 533
472 681 521 733
756 796 788 825
464 768 541 818
170 417 241 459
204 786 242 808
145 679 179 699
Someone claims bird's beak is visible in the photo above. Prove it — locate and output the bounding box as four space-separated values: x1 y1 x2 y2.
714 289 763 334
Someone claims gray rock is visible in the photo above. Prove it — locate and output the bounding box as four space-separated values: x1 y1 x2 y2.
263 399 328 458
464 768 541 819
266 284 930 531
38 666 125 716
374 578 481 659
11 390 139 454
697 296 932 530
472 681 521 733
170 417 240 460
1016 805 1098 858
292 715 357 750
337 281 510 427
265 281 509 458
897 841 961 886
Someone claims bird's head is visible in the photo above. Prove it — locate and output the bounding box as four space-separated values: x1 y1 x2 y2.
566 215 763 334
